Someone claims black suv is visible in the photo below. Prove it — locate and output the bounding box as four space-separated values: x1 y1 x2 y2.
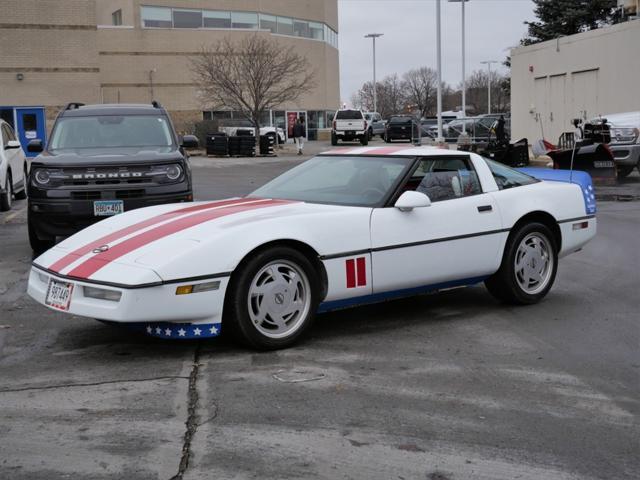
27 103 198 253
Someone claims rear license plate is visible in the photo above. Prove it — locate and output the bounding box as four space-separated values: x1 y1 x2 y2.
94 200 124 216
346 130 355 136
593 161 614 168
45 279 74 311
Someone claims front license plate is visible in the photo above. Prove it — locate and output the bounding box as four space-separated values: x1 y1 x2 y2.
45 279 74 311
593 161 614 168
94 200 124 216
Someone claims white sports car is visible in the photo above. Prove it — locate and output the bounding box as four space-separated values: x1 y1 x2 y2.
27 146 597 349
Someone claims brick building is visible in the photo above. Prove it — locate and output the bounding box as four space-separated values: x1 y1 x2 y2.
0 0 340 151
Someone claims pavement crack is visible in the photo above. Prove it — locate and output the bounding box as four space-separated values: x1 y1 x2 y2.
170 343 202 480
0 375 189 393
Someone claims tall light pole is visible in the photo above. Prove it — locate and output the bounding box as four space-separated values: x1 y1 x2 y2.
435 0 443 141
480 60 498 114
449 0 469 124
364 33 383 113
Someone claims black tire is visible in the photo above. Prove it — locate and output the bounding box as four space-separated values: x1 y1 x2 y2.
1 172 12 211
225 247 320 350
617 165 634 179
367 128 373 140
331 132 338 146
15 164 28 200
28 211 54 254
384 135 391 143
360 134 369 146
485 222 558 305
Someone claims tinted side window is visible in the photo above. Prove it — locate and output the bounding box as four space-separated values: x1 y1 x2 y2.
335 110 363 120
484 158 538 190
404 157 482 202
1 125 10 145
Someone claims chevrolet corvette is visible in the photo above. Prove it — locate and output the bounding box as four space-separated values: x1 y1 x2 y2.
27 146 596 349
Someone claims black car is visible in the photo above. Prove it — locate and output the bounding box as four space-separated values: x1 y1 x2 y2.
384 115 420 143
27 103 198 253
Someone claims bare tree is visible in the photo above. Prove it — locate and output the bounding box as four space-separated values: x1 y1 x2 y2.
464 69 510 114
352 75 406 118
191 34 316 135
402 67 438 118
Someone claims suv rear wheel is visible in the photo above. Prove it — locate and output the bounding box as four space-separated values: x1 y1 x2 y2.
15 164 28 200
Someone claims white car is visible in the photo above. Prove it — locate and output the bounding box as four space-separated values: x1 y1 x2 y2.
0 119 29 211
27 146 596 349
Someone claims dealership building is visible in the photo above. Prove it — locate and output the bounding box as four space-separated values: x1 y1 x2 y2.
511 11 640 144
0 0 340 152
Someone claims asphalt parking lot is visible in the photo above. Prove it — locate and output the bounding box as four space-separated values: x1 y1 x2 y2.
1 144 639 480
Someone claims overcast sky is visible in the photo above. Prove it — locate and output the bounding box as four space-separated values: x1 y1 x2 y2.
338 0 537 104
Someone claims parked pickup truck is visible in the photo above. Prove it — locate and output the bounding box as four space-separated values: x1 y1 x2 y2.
364 112 385 139
585 111 640 178
331 110 368 146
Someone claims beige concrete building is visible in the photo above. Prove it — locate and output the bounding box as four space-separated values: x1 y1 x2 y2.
510 18 640 144
0 0 339 146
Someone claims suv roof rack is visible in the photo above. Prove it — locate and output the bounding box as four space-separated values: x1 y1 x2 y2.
64 102 85 111
152 101 162 108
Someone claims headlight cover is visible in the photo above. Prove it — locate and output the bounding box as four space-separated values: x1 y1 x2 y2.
150 164 184 183
32 168 65 186
83 286 122 302
610 127 639 144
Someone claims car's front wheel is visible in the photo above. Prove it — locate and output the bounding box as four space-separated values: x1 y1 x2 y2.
15 164 28 200
226 247 320 350
617 165 634 179
485 222 558 305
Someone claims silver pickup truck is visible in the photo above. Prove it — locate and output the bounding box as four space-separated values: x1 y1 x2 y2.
331 110 368 146
587 111 640 178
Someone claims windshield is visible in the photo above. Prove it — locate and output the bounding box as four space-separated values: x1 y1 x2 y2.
49 115 175 151
250 155 413 207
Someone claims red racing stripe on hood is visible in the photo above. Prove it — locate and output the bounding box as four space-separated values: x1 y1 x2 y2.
49 198 257 273
361 146 413 155
66 199 294 279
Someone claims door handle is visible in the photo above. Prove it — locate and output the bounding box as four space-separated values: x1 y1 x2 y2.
477 205 493 212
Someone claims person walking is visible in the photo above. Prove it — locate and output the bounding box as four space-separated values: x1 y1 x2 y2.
293 117 306 155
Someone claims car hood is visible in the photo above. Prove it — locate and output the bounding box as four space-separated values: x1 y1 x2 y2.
33 198 371 285
592 112 640 128
34 148 184 166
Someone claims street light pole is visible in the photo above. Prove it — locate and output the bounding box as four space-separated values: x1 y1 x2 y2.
436 0 443 141
365 33 383 113
480 60 498 114
448 0 469 126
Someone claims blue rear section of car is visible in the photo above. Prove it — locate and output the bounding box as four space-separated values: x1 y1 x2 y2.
517 168 596 215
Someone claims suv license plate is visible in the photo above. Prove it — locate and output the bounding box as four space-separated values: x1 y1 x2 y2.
45 279 74 311
94 200 124 216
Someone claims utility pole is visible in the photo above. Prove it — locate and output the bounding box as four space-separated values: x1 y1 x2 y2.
449 0 470 127
364 33 383 113
436 0 443 141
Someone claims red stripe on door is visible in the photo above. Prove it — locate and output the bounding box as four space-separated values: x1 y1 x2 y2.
345 259 356 288
346 256 367 289
356 257 366 286
66 199 292 279
49 198 257 273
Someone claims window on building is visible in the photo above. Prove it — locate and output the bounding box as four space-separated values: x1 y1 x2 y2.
141 6 172 28
231 11 258 29
293 20 310 38
112 9 123 26
277 16 294 35
203 10 231 28
172 9 202 28
259 14 277 33
309 22 324 40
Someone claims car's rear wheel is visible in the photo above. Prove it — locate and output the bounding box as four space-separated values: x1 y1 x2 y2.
384 135 391 143
15 164 28 200
1 172 13 211
331 132 338 146
225 247 319 350
485 222 558 305
360 134 369 146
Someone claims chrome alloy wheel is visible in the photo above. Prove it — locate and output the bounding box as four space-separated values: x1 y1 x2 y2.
514 232 555 295
247 260 311 339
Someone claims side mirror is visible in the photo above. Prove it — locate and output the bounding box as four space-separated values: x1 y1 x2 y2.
5 140 21 150
181 135 199 149
27 139 43 153
394 191 431 212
